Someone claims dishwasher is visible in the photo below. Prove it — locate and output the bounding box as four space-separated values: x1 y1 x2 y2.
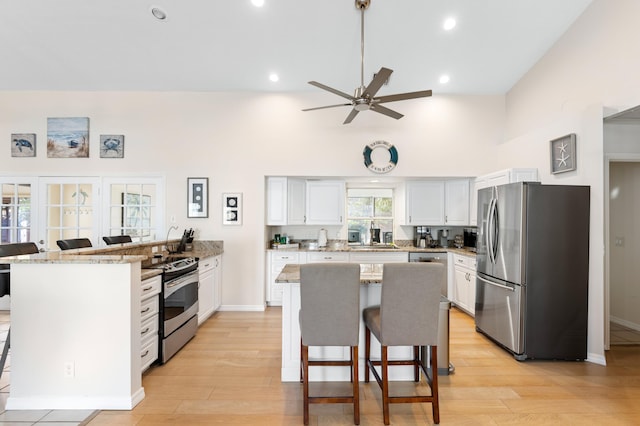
409 251 454 375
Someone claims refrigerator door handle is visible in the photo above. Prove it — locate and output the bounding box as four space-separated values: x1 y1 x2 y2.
477 275 515 292
487 197 498 264
492 198 499 262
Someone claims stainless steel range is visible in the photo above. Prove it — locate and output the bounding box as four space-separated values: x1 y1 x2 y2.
154 257 199 363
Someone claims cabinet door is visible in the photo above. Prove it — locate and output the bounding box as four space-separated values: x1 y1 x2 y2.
405 181 445 225
470 178 487 227
453 265 469 312
287 178 306 225
468 270 476 317
198 256 216 324
305 180 345 225
445 179 470 225
212 255 222 312
266 177 287 225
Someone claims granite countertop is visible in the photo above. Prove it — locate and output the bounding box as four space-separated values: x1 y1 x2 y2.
1 251 146 265
268 245 476 256
276 263 384 284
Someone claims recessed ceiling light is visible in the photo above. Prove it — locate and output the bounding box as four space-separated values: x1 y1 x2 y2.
150 6 167 20
443 17 456 31
251 0 265 7
439 75 450 84
269 73 279 82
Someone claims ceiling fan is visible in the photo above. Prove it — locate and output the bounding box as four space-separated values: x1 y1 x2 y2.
303 0 432 124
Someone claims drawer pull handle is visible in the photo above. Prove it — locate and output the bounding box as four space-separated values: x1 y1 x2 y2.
141 307 151 314
141 327 150 335
142 286 153 292
141 350 149 358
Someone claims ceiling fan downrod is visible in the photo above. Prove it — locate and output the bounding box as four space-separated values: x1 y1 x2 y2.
356 0 370 97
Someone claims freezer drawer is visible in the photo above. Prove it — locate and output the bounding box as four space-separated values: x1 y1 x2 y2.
475 274 524 355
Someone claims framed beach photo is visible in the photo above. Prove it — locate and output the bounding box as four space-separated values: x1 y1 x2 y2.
187 177 209 218
47 117 90 158
100 135 124 158
222 193 242 225
11 133 36 157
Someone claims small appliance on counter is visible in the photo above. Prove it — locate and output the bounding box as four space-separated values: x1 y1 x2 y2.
415 226 430 248
463 229 477 251
348 229 361 244
383 232 393 245
438 229 449 248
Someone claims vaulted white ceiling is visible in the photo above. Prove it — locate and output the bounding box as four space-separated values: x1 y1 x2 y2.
0 0 593 94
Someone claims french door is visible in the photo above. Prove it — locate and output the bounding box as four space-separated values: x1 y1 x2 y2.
0 177 38 246
38 177 101 251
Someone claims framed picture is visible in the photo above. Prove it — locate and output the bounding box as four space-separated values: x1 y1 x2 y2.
187 177 209 218
222 193 242 225
100 134 124 158
550 133 577 174
47 117 90 158
11 133 36 157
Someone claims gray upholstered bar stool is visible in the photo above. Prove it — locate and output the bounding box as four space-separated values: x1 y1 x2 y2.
363 262 444 425
299 263 361 425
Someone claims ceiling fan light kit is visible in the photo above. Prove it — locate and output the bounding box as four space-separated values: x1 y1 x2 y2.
303 0 432 124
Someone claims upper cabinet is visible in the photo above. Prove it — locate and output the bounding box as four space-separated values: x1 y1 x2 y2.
405 179 469 226
406 181 445 225
470 168 538 226
305 180 345 225
266 178 344 226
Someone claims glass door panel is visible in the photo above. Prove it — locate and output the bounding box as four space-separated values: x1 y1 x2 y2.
0 180 37 244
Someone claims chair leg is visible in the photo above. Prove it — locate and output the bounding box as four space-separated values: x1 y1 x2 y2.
364 326 371 383
381 345 390 425
0 328 9 380
299 339 303 383
353 345 360 425
302 344 310 425
431 345 440 424
413 345 420 382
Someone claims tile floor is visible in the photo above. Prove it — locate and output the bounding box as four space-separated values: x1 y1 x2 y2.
0 311 98 425
610 320 640 345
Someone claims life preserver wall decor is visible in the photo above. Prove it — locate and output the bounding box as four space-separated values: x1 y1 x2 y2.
363 140 398 174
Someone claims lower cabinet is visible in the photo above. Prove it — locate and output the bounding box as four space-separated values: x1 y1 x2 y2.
450 253 477 316
267 252 305 306
140 275 161 373
199 255 222 324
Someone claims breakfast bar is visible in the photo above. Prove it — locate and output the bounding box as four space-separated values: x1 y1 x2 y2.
277 263 452 382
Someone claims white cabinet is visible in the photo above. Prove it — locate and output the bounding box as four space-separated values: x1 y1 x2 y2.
305 180 345 225
266 177 306 225
444 179 470 226
470 168 538 226
406 181 445 225
450 253 477 317
287 178 306 225
406 179 470 225
140 275 161 373
199 255 222 323
267 252 303 306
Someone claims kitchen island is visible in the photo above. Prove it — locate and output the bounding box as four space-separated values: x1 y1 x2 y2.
0 239 224 410
4 251 146 410
277 263 452 382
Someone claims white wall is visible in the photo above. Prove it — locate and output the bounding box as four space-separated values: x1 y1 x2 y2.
1 92 506 310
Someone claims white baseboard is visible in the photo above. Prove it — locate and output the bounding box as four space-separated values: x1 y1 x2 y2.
217 304 265 312
610 315 640 332
6 387 145 410
587 352 607 366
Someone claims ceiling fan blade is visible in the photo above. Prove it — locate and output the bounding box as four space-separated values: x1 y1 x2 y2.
370 104 404 120
374 90 433 104
308 81 355 101
343 108 360 124
363 67 393 98
302 103 352 112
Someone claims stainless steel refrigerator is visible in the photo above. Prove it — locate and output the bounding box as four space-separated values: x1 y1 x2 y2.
475 182 590 361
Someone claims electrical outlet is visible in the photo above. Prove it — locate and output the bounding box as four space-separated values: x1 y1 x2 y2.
615 237 625 247
64 361 75 378
170 215 176 224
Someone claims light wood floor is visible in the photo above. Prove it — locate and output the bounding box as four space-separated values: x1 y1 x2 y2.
88 308 640 425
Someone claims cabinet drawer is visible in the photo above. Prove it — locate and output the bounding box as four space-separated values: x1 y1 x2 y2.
306 252 349 263
452 253 476 269
140 314 159 343
141 276 161 300
141 336 159 373
272 252 300 263
140 295 159 323
199 256 215 273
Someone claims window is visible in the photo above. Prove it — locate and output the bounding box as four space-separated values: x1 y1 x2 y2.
347 188 393 244
1 182 34 244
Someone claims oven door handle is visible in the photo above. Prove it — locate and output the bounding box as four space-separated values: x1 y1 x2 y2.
164 270 199 298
